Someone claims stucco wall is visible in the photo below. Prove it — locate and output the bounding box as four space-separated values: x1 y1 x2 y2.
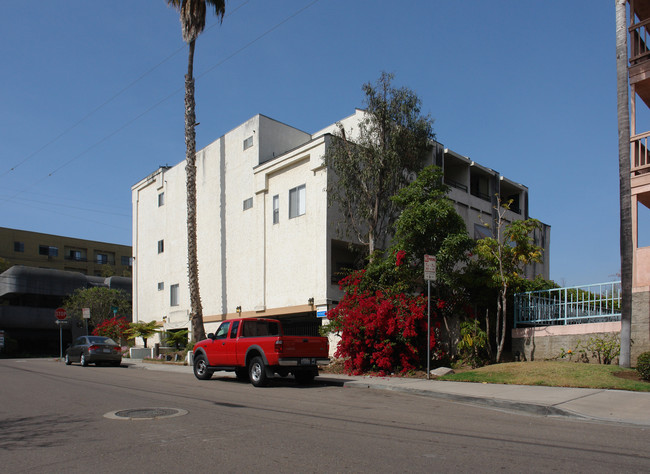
512 322 621 362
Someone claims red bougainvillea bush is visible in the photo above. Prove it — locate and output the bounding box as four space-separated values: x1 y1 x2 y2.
92 316 130 343
327 269 438 376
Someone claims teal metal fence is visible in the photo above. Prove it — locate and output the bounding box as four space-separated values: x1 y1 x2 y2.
514 281 621 327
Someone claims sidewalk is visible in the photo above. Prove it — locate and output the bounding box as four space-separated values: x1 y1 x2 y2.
125 359 650 427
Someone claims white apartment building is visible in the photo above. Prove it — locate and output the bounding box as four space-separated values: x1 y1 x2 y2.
131 110 550 341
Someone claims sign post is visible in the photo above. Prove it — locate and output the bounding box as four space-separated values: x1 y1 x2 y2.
55 308 67 359
424 255 437 380
82 307 90 335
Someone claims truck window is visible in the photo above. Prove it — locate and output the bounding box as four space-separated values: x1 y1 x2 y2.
214 322 230 340
241 320 280 337
229 321 240 338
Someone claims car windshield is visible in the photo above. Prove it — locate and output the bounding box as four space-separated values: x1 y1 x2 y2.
87 336 117 345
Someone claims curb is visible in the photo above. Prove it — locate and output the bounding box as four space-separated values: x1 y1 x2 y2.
341 381 588 420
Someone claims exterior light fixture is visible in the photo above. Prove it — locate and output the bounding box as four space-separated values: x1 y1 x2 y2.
308 297 314 306
236 306 242 314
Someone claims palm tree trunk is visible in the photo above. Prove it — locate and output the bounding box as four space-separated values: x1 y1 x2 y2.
185 39 206 342
616 0 632 367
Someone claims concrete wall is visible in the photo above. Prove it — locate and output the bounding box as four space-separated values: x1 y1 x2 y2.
632 288 650 364
512 322 621 362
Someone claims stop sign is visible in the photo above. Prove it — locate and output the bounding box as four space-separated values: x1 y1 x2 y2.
55 308 67 320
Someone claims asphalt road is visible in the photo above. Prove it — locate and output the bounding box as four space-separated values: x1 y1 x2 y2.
1 358 648 473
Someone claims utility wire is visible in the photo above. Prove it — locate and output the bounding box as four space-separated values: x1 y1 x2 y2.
0 0 251 179
1 0 320 211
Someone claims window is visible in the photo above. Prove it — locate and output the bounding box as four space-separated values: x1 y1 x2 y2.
96 253 108 265
170 284 179 306
14 241 24 252
243 136 254 150
229 321 240 338
158 192 165 207
273 195 279 224
69 250 82 261
289 184 306 219
243 197 253 211
215 321 231 339
158 240 164 254
158 282 164 291
39 245 58 257
121 256 132 266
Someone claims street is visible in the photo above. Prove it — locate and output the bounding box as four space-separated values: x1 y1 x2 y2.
1 359 647 473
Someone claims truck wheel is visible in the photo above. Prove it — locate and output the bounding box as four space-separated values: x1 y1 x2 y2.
193 354 213 380
235 368 249 382
249 356 268 387
294 370 315 384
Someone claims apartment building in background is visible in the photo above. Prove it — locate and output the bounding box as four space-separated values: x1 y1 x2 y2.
0 226 132 276
132 110 550 343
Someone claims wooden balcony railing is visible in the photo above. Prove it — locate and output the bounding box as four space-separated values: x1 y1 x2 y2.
630 18 650 65
631 131 650 174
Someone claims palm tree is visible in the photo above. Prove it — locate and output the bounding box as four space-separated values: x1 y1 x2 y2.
167 0 226 343
615 0 632 368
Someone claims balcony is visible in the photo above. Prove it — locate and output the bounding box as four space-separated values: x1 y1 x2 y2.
629 3 650 107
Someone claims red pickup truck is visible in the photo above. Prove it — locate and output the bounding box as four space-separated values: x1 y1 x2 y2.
192 318 330 387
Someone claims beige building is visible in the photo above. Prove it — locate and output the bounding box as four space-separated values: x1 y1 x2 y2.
0 226 132 277
132 110 550 343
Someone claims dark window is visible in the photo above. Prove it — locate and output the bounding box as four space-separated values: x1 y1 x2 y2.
243 197 253 211
158 240 164 254
121 256 132 266
158 192 165 207
96 254 108 265
14 241 24 252
229 321 240 338
39 245 58 257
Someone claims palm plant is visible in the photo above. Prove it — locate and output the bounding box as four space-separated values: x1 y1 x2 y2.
167 0 226 342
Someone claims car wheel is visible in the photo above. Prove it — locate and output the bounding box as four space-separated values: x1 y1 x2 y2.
193 354 213 380
80 353 88 367
235 367 249 382
249 356 268 387
64 354 71 365
294 370 315 385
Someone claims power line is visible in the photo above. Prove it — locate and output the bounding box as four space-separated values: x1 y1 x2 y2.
1 0 320 213
0 0 251 179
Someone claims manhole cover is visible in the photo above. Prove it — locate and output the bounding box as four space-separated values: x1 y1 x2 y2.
104 407 188 420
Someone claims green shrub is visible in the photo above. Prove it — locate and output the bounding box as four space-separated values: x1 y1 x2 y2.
637 352 650 381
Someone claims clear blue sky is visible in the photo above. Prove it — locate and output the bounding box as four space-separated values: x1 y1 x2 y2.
0 1 621 287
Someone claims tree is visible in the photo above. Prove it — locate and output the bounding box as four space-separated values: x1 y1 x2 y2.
164 329 189 350
474 199 543 362
128 321 160 349
615 0 632 368
323 72 435 256
63 287 131 329
0 257 11 273
167 0 226 343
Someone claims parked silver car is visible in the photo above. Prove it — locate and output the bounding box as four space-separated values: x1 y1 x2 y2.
65 336 122 367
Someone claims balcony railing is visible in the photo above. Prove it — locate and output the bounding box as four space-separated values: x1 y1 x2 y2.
444 177 468 192
631 131 650 174
514 282 621 328
629 17 650 65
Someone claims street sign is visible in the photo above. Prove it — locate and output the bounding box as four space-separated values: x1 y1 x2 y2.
55 307 67 320
82 308 91 319
424 255 437 281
